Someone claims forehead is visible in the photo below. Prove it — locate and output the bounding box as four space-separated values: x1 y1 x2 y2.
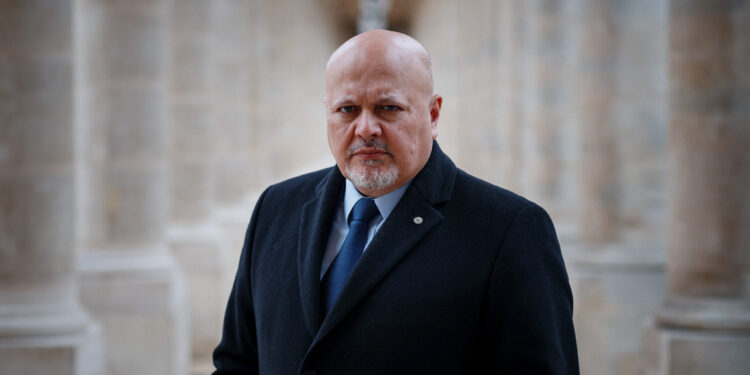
328 68 407 97
326 57 430 104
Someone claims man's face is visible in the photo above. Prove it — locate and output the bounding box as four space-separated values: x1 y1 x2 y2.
325 46 441 197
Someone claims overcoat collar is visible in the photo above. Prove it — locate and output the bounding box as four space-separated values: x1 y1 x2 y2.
296 141 457 342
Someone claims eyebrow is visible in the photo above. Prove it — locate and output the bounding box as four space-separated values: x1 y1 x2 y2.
376 95 406 104
331 94 407 107
330 96 355 108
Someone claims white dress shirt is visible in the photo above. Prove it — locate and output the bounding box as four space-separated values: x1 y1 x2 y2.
319 179 410 279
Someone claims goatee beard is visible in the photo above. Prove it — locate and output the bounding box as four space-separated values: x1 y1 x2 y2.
345 160 399 191
344 139 399 191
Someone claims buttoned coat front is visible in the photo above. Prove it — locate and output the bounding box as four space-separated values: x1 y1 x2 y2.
213 143 579 374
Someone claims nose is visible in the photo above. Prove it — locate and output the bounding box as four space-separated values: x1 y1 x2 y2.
353 109 382 140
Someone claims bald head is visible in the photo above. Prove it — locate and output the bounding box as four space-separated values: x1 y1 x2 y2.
323 29 442 197
325 29 434 99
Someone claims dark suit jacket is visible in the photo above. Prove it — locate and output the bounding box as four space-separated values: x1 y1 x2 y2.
213 142 579 374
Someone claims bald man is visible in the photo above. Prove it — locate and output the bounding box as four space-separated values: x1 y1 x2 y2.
213 30 578 374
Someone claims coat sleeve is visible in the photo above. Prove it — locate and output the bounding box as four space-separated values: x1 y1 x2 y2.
212 188 269 375
478 202 579 374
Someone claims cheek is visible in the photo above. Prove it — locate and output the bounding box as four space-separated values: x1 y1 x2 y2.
389 127 420 158
328 123 352 153
401 122 433 158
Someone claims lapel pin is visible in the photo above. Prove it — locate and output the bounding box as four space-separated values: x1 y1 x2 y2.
413 216 424 225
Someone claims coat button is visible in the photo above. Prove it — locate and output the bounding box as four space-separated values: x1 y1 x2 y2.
413 216 424 224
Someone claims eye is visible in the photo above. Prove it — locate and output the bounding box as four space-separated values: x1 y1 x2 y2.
338 105 357 113
381 105 400 111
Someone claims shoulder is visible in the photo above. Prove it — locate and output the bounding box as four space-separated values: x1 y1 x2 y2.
449 170 564 279
242 167 340 242
451 168 537 217
430 168 557 250
263 166 336 200
249 166 339 219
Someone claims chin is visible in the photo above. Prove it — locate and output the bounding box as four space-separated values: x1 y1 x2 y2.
345 163 400 191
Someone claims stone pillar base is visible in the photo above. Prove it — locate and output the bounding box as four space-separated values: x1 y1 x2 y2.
0 282 104 375
215 194 260 278
0 321 103 375
643 319 750 375
571 245 665 374
78 249 189 375
190 357 215 375
644 300 750 375
168 222 230 359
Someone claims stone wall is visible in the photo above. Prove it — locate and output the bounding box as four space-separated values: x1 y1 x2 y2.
1 1 103 374
0 0 747 374
408 0 744 374
644 1 750 374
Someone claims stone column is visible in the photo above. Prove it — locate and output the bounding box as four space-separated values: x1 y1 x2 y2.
226 0 345 267
76 1 189 374
409 0 461 157
522 0 577 241
209 0 256 274
644 1 750 374
253 0 342 183
167 0 230 371
612 0 669 250
211 0 252 208
0 1 102 374
456 0 506 186
497 0 526 194
574 0 620 247
570 0 668 374
412 0 507 186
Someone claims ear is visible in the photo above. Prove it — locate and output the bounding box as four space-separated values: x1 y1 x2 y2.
429 94 442 139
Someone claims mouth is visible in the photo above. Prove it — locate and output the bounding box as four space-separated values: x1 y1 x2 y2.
352 147 390 160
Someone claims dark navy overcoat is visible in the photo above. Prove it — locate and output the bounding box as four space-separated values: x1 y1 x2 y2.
213 142 579 374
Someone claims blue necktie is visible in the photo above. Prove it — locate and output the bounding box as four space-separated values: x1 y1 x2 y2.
322 198 379 314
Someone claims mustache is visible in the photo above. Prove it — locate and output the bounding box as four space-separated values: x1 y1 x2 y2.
347 140 392 157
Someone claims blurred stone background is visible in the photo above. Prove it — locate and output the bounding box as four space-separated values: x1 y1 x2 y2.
1 0 748 374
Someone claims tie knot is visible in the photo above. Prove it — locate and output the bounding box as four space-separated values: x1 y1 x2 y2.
349 198 379 225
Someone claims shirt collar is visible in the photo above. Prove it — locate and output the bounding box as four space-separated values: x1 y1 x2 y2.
344 179 411 223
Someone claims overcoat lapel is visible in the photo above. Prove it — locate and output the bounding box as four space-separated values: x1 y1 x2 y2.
309 142 457 348
312 188 442 346
297 167 345 337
